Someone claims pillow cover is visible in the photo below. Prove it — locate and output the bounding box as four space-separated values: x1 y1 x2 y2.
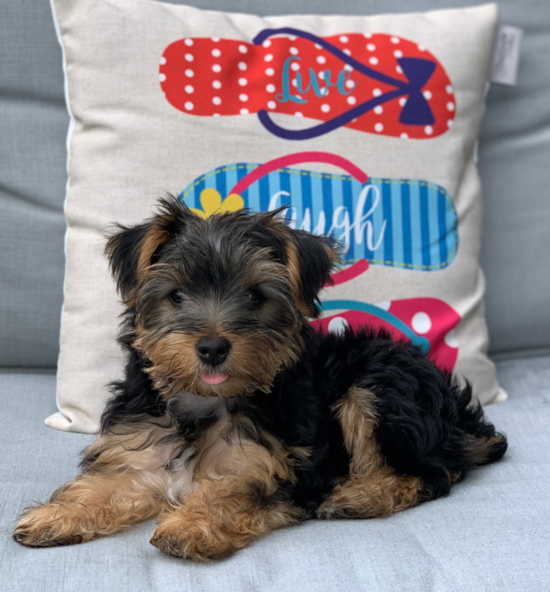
48 0 504 434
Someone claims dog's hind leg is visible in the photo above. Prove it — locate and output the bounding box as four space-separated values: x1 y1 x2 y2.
317 385 423 519
13 421 174 547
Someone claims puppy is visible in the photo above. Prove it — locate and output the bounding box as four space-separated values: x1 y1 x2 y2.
14 199 507 561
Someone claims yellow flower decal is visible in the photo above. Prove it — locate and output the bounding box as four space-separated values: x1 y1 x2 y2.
190 188 244 219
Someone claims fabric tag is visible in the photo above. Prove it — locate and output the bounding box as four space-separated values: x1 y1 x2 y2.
490 25 523 86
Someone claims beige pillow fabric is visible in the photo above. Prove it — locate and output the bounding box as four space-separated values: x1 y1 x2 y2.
48 0 504 434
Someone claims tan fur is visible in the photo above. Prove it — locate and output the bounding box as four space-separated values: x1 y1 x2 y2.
318 386 422 519
134 325 303 400
151 477 304 561
285 240 312 317
14 414 307 559
12 422 182 547
151 417 305 561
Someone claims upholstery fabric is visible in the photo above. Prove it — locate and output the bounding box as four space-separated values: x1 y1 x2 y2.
1 355 549 591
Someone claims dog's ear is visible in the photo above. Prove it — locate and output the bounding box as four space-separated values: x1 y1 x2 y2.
258 211 340 318
105 198 188 303
285 228 340 318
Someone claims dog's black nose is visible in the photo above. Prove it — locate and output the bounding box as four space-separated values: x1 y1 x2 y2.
196 336 231 367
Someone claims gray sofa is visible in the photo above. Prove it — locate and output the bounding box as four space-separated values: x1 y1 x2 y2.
1 0 549 590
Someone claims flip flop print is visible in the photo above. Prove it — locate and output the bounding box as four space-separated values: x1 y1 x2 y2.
176 151 461 371
160 28 456 139
312 298 461 372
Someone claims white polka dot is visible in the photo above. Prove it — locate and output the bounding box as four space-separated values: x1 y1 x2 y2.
185 53 194 62
160 56 167 65
446 84 453 94
292 79 298 87
318 71 325 80
212 96 221 105
213 113 220 117
294 111 303 117
184 39 194 47
447 119 454 128
265 67 275 76
400 133 409 139
240 108 249 115
364 32 372 38
264 53 273 62
212 37 220 42
373 88 382 97
239 93 248 102
321 104 330 113
374 122 383 132
339 35 349 43
238 62 247 71
396 65 403 74
328 316 348 335
424 125 433 135
289 35 297 41
185 85 194 93
289 47 299 55
266 83 276 92
394 50 403 58
399 97 407 106
159 73 166 82
369 57 379 65
211 48 221 58
184 101 193 110
238 77 247 87
344 64 353 72
347 96 356 105
185 69 194 77
212 64 221 72
418 45 426 52
263 40 272 48
212 80 221 89
239 45 248 54
423 90 432 100
447 101 455 112
391 36 400 44
343 49 352 56
412 312 431 334
317 55 326 64
376 301 391 311
374 105 383 114
290 62 300 71
445 330 459 348
367 43 376 51
315 43 322 50
345 79 355 89
267 101 276 109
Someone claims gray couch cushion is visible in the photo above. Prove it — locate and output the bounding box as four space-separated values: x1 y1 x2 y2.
1 355 549 591
1 0 549 367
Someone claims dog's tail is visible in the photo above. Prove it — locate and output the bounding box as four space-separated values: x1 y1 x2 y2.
455 383 508 467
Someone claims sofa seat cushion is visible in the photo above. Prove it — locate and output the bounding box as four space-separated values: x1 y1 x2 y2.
1 355 549 591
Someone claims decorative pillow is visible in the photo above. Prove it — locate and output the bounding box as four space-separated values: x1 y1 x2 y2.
48 0 504 434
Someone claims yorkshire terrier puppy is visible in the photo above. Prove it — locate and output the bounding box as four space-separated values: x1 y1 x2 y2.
14 199 506 561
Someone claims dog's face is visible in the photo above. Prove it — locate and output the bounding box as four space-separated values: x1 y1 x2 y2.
106 199 338 399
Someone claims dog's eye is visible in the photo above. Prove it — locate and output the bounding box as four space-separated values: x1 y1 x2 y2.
169 290 183 305
247 289 265 308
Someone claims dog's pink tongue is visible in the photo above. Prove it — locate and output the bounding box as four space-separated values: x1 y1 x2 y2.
202 373 229 385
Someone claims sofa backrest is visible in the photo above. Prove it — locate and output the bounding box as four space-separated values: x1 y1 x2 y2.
1 0 549 367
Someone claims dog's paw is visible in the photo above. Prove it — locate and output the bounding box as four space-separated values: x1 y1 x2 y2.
150 515 235 562
13 504 94 548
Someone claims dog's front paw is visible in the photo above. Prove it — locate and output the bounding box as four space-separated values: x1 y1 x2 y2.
13 504 94 548
150 514 235 562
